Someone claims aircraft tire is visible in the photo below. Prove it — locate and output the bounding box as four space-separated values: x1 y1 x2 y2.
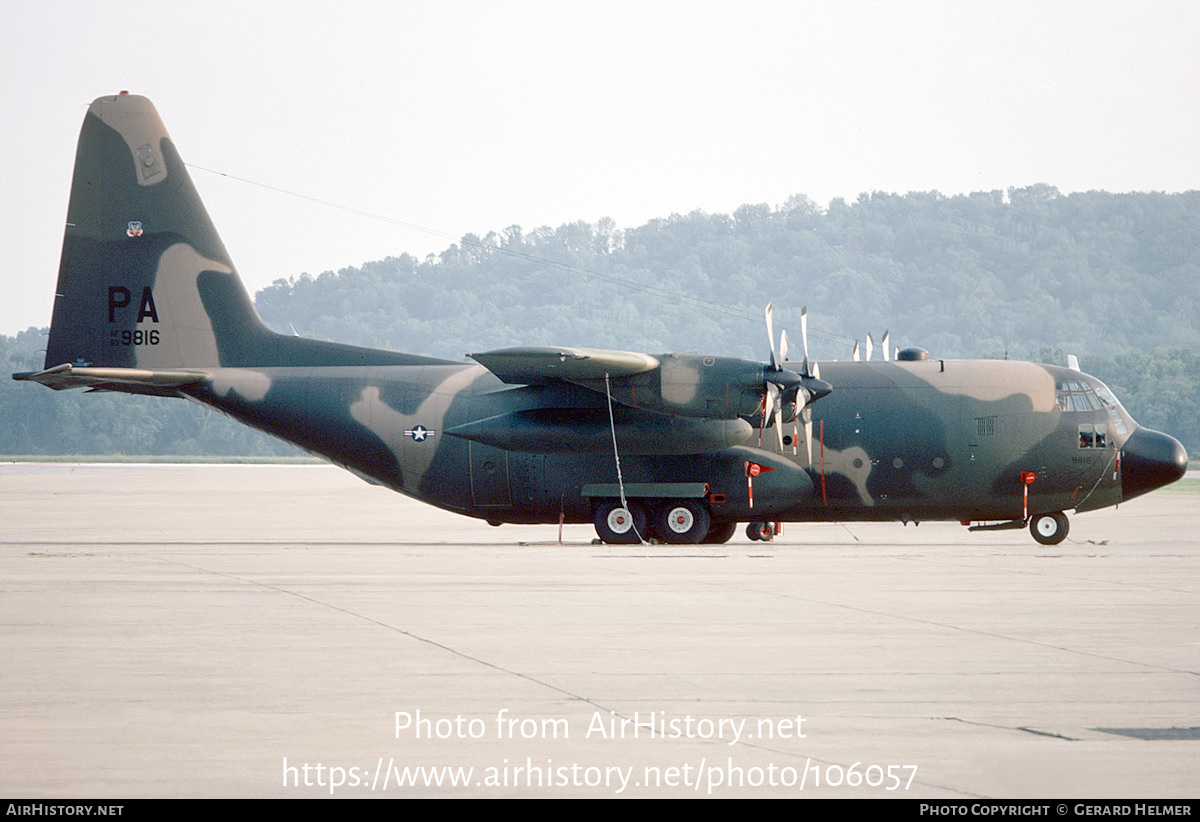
594 499 647 544
702 521 738 544
654 499 711 544
1029 512 1069 545
746 522 775 541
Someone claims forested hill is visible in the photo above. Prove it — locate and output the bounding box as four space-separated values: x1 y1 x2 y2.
254 186 1200 361
4 186 1199 456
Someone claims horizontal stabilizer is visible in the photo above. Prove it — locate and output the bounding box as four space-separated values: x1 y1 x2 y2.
469 346 659 385
13 363 207 392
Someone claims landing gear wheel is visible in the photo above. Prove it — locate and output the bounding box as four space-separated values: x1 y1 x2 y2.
594 499 647 544
654 499 711 544
1029 511 1069 545
746 522 775 541
702 521 738 544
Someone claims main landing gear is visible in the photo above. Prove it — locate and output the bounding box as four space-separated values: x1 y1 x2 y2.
593 498 738 545
594 499 648 544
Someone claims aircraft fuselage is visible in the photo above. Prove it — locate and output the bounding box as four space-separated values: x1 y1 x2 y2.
184 354 1152 531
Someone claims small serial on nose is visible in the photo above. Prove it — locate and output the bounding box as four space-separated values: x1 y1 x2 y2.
1121 427 1188 501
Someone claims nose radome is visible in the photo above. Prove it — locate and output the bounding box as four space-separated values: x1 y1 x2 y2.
1121 427 1188 501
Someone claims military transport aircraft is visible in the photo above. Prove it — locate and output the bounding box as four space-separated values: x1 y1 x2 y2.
14 93 1189 545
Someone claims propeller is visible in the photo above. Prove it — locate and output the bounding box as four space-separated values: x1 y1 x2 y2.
760 303 797 450
861 331 893 362
760 303 831 461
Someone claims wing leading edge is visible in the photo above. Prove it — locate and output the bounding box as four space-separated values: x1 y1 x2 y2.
468 346 660 385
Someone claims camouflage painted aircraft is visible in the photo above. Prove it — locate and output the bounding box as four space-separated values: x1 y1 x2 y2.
14 93 1189 545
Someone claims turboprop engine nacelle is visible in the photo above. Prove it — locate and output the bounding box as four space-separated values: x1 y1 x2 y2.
594 354 775 420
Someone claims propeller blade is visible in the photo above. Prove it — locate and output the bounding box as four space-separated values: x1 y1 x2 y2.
757 390 766 448
765 302 778 371
753 393 763 446
866 334 874 362
852 340 860 362
759 382 781 448
779 329 790 366
800 306 811 376
774 395 785 451
882 330 891 362
803 405 814 464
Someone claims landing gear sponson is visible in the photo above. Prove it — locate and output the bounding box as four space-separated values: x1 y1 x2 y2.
586 482 745 545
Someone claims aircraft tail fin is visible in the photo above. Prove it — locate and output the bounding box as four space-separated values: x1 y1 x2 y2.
39 93 429 377
43 92 270 372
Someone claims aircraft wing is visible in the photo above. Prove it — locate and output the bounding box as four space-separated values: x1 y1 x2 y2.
471 345 773 422
469 347 660 385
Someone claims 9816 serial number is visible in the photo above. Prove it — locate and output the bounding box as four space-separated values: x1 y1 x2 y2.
110 329 161 346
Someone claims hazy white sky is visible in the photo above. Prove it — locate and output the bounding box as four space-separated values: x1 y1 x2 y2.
3 1 1198 335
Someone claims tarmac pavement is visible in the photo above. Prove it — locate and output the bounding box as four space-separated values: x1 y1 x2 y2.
1 463 1196 798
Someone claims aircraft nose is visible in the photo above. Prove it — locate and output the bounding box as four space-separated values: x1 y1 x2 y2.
1121 427 1188 501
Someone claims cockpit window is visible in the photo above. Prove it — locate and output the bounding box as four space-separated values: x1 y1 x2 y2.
1079 423 1108 449
1059 379 1129 435
1058 382 1114 413
1055 385 1102 412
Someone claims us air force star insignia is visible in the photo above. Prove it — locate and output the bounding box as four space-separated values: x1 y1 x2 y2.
404 425 435 442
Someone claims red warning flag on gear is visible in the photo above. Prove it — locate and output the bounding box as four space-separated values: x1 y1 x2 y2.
744 461 776 508
744 461 776 477
1020 471 1037 519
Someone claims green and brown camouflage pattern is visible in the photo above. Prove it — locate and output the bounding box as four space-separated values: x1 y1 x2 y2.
14 94 1188 544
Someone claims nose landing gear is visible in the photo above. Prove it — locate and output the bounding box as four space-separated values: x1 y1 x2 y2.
746 522 776 542
1029 511 1069 545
